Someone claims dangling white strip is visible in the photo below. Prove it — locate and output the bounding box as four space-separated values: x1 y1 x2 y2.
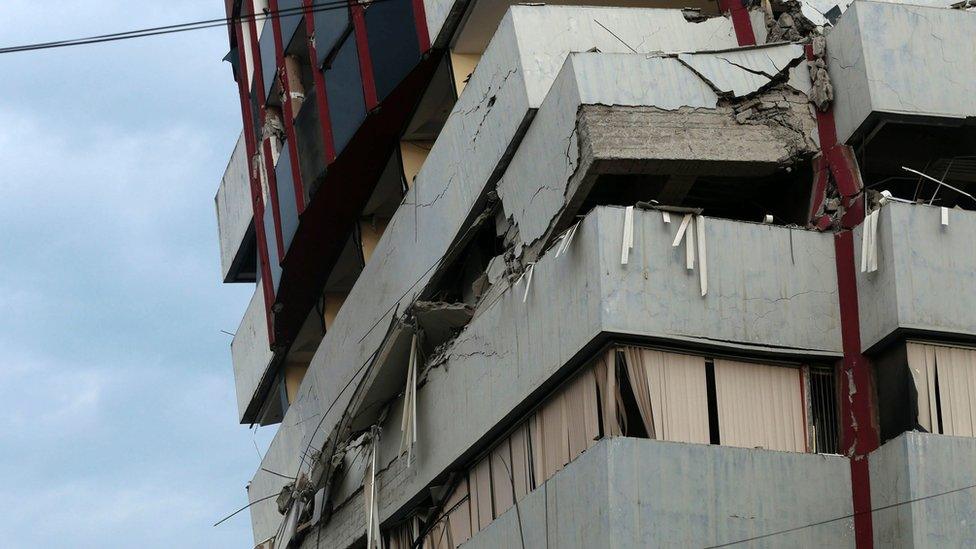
685 219 695 270
662 211 671 224
621 206 634 265
672 214 692 247
865 209 880 273
555 219 582 258
941 207 949 227
860 211 871 273
400 333 418 465
365 430 381 549
697 215 708 297
522 263 535 303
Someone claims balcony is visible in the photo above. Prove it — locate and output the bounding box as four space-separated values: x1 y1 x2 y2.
856 202 976 352
246 206 843 543
215 133 256 283
467 437 854 548
231 285 274 423
826 1 976 145
870 432 976 546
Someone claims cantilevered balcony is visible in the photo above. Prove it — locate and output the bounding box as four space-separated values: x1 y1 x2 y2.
215 133 256 283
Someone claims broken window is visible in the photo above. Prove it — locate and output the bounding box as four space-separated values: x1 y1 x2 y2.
582 159 815 227
857 123 976 211
905 341 976 437
399 344 836 548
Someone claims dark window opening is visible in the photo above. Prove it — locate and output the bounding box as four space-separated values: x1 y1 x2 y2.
810 367 839 454
425 211 504 306
615 351 649 439
580 158 814 226
857 121 976 211
705 360 720 445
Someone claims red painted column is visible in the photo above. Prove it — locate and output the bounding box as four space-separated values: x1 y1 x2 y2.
350 2 378 109
246 3 287 260
234 12 276 345
411 0 431 53
719 0 757 46
302 0 337 163
269 0 308 213
806 44 878 549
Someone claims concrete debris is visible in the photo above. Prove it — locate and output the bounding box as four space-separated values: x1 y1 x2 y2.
681 8 708 22
764 0 821 41
411 301 474 353
807 38 834 112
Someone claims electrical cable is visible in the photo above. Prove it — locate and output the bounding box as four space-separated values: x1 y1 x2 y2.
0 0 397 55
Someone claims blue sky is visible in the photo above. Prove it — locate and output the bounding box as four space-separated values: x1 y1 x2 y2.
0 2 276 546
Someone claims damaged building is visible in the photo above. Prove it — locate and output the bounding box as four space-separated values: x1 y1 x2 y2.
213 0 976 547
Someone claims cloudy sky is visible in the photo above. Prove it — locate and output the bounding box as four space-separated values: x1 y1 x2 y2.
0 2 276 546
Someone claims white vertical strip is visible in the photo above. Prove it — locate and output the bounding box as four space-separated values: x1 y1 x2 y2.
522 263 535 303
868 209 879 273
621 206 634 265
941 207 949 227
685 219 695 270
662 211 671 223
697 215 707 296
672 214 692 247
860 211 870 273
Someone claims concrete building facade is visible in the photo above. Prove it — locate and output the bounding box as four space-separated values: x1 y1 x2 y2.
213 0 976 547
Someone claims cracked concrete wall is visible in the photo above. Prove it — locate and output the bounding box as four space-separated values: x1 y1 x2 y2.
598 207 840 353
826 1 976 144
856 203 976 353
300 206 842 548
232 286 273 422
870 432 976 547
496 46 818 254
215 132 251 282
244 7 745 542
464 437 854 548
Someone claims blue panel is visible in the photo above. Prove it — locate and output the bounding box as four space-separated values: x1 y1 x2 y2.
324 33 366 156
365 0 421 101
278 0 304 49
313 4 350 67
275 145 300 253
259 23 279 101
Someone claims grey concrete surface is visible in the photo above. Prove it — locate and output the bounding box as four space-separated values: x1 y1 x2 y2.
871 432 976 547
856 202 976 352
827 1 976 143
215 133 252 283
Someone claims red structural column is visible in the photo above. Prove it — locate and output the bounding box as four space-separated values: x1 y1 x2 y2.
719 0 757 46
246 3 287 260
269 0 308 213
806 44 879 549
350 2 378 109
234 13 276 345
411 0 431 53
302 0 337 164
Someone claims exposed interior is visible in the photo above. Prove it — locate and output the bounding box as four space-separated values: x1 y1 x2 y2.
580 158 816 226
857 120 976 210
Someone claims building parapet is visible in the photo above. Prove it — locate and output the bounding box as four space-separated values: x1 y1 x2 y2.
856 202 976 352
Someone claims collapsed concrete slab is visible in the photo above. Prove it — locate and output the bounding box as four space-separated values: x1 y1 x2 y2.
245 7 744 541
497 45 819 259
303 206 841 547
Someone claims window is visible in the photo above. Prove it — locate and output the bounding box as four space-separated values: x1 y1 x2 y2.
907 342 976 437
